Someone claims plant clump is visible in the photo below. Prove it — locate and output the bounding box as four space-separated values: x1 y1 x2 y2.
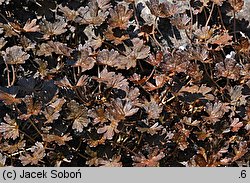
0 0 250 167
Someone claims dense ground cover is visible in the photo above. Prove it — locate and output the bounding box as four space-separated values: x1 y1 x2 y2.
0 0 250 167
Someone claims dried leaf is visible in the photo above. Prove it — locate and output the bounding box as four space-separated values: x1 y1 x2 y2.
170 13 191 29
104 27 129 45
42 133 72 146
125 87 141 106
174 123 190 150
132 148 165 167
229 0 244 12
180 117 200 127
0 37 7 49
23 19 40 32
94 68 129 92
37 41 72 57
144 74 168 91
230 118 243 132
194 26 214 41
146 51 163 66
0 114 19 140
87 136 106 147
137 122 163 135
19 142 45 166
143 95 163 120
2 46 30 64
73 46 96 72
0 23 19 37
40 19 67 39
97 121 119 140
19 95 42 120
129 73 148 85
215 52 242 80
76 75 88 87
98 155 122 167
160 50 189 74
179 84 213 100
58 5 79 22
211 0 226 6
146 0 183 18
0 140 26 154
0 153 6 167
120 38 150 69
109 98 139 119
189 45 210 63
66 100 89 132
20 36 36 51
228 85 248 106
54 76 73 89
0 90 22 105
209 32 233 46
232 141 248 161
88 107 109 125
76 0 108 26
43 97 65 124
96 49 120 68
83 25 103 50
108 4 133 29
203 101 230 124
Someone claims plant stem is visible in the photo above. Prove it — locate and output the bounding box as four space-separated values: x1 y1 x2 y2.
4 62 11 87
10 65 16 86
205 2 215 27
